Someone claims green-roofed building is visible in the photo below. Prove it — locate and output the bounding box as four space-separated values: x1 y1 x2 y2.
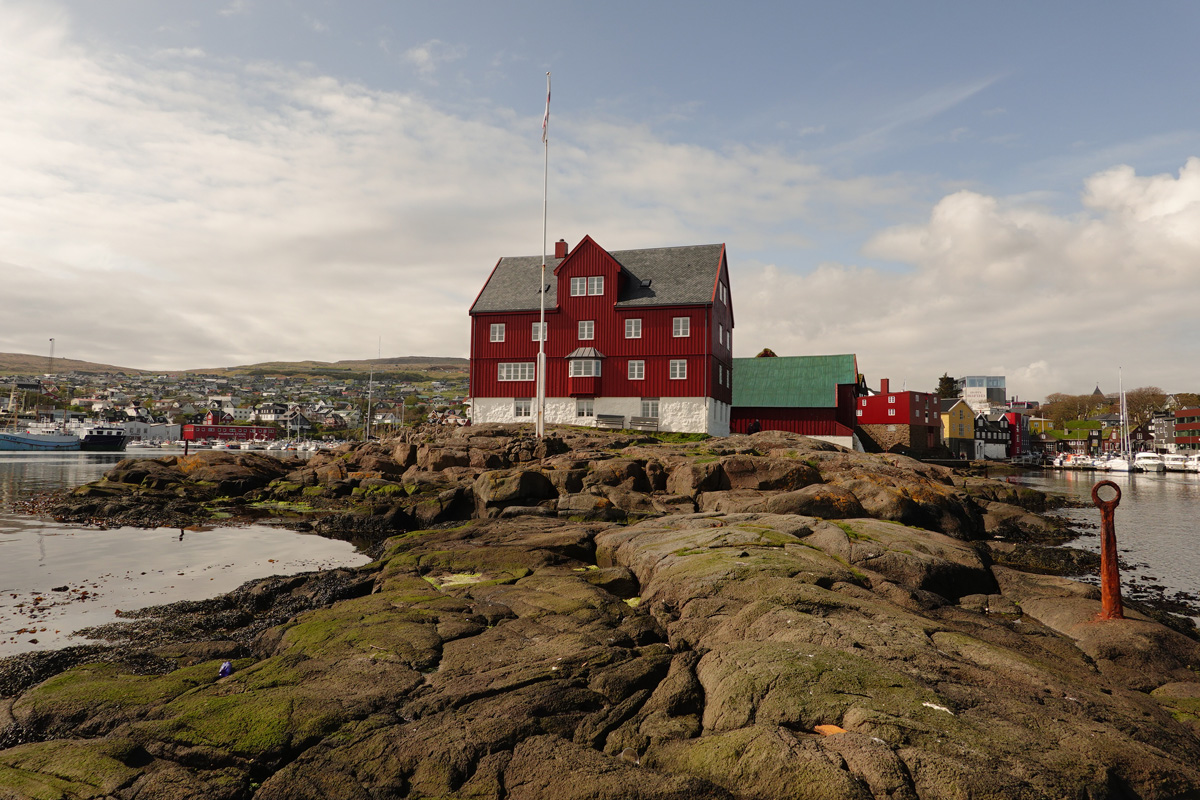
730 354 864 448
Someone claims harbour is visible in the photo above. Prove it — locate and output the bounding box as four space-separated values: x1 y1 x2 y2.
0 451 370 656
1011 467 1200 615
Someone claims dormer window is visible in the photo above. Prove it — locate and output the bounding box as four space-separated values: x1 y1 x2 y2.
570 276 604 296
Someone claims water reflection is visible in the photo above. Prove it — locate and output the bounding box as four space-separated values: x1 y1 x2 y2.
1013 469 1200 611
0 451 366 656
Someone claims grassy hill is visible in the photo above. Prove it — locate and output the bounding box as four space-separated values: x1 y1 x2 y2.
0 352 143 376
184 357 469 378
0 352 468 379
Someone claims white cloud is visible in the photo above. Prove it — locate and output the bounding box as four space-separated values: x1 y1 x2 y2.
219 0 249 17
403 39 467 79
0 7 906 372
1 4 1197 404
735 160 1200 399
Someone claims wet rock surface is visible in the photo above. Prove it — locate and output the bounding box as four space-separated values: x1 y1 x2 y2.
4 426 1199 799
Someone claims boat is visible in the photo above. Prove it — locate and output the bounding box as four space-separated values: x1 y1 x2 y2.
1134 452 1166 473
1163 454 1189 472
0 428 81 451
77 423 129 452
1186 454 1200 473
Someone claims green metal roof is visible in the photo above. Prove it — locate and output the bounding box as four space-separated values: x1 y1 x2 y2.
732 354 858 408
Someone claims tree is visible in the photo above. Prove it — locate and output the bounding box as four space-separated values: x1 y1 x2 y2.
755 348 777 358
1174 392 1200 410
935 373 957 399
1042 393 1109 428
1123 386 1167 429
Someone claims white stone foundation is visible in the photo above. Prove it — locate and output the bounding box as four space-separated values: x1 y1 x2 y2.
470 396 727 435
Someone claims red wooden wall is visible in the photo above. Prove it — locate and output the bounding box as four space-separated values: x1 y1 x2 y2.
470 238 731 402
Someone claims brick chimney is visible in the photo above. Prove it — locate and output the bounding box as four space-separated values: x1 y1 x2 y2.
554 239 568 259
880 378 890 395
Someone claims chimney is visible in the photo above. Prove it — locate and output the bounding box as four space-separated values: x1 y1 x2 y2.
554 239 568 259
880 378 890 395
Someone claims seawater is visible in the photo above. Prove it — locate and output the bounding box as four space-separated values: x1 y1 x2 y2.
0 451 370 656
1012 469 1200 610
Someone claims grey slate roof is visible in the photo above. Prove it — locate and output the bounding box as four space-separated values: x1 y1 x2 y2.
470 242 725 313
565 347 606 359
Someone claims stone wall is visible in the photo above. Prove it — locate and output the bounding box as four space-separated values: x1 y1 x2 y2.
859 423 919 453
470 396 718 434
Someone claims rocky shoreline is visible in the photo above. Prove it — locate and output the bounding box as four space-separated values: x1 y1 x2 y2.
3 426 1200 799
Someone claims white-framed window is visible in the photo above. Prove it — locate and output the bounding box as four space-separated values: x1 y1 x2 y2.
718 324 724 347
718 364 723 384
888 396 895 403
726 369 731 388
498 362 535 381
719 282 727 304
587 276 604 295
888 409 896 416
514 398 532 417
670 359 687 380
531 321 547 342
570 277 586 296
641 398 659 418
576 398 594 418
673 317 690 337
856 409 863 417
578 320 594 340
568 359 601 377
628 360 644 380
625 318 642 338
489 323 505 342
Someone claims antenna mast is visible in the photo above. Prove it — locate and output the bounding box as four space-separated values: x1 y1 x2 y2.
536 72 550 438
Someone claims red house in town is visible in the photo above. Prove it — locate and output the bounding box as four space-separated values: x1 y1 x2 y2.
855 378 942 453
469 236 734 433
1175 407 1200 453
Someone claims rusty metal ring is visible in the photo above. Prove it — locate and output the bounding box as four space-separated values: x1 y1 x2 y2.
1091 480 1121 512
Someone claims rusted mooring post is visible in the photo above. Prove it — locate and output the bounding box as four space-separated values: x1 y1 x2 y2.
1091 480 1124 620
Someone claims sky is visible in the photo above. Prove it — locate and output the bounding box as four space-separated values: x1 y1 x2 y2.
2 0 1199 401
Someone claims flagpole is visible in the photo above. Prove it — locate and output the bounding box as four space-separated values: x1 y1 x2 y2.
536 72 550 438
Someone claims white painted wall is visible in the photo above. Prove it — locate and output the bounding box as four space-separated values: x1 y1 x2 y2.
471 396 720 434
123 421 181 440
979 442 1009 459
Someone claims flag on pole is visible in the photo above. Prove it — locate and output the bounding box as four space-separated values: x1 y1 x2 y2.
542 73 551 144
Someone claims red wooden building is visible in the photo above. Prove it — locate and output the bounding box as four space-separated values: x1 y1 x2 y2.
183 424 277 442
1176 407 1200 453
729 354 863 448
855 378 942 453
469 236 733 433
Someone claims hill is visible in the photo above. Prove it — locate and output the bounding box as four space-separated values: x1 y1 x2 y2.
183 356 469 377
0 353 468 378
0 352 143 376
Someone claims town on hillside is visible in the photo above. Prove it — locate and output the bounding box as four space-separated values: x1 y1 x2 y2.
6 237 1198 461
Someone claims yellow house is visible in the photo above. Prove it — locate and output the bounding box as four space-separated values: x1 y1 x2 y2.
940 398 975 457
1028 416 1053 434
